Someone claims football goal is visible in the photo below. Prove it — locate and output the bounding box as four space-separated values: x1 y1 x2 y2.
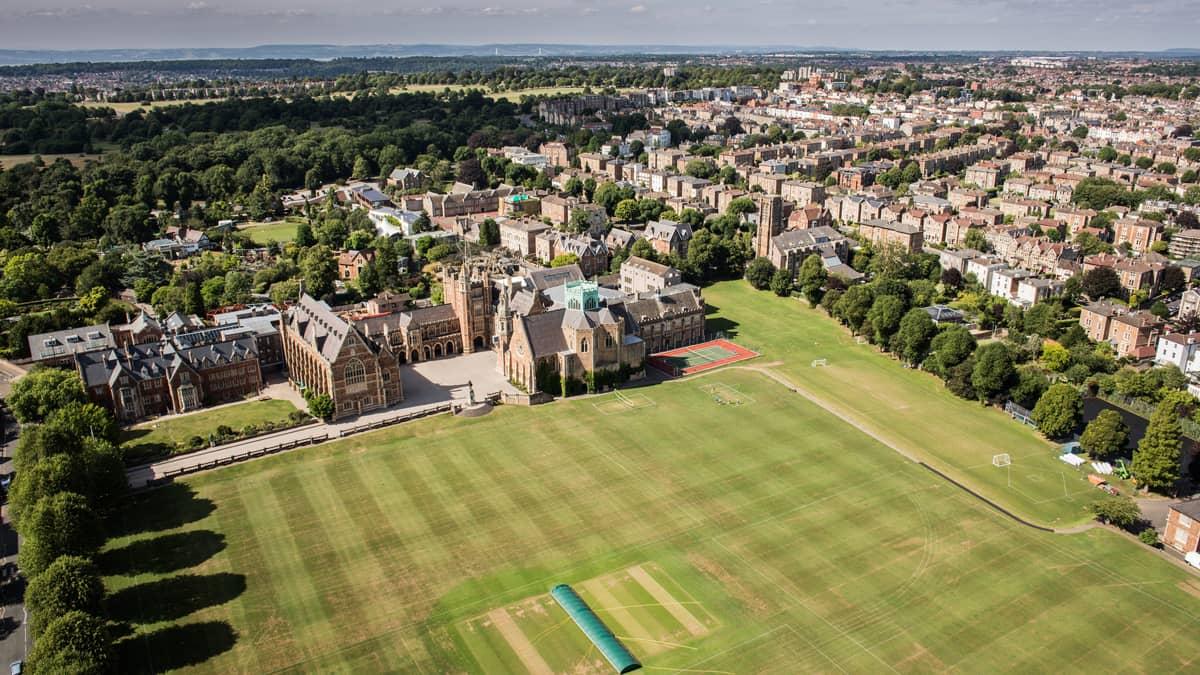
811 358 829 368
992 453 1012 467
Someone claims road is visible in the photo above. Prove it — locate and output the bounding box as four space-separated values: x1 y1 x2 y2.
0 406 25 669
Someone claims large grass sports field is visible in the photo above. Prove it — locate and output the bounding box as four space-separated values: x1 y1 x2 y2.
106 362 1200 672
704 281 1111 527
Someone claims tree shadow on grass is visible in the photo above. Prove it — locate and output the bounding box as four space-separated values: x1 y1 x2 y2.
114 620 237 675
704 303 740 339
98 530 226 577
107 572 246 624
106 483 216 538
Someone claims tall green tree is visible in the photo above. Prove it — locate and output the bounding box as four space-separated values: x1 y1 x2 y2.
867 295 906 347
798 253 826 307
7 368 86 424
1133 397 1184 493
1079 409 1129 458
19 492 105 578
28 610 112 675
971 342 1016 402
744 257 775 290
1031 384 1083 439
896 308 936 365
25 556 105 635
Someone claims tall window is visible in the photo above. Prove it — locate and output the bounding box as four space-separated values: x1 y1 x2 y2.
344 359 366 385
580 338 589 353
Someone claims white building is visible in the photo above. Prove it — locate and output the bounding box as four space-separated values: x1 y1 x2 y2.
1157 333 1200 373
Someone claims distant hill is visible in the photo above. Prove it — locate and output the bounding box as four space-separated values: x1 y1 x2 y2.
0 43 835 66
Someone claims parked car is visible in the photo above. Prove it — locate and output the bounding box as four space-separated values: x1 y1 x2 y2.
10 660 22 675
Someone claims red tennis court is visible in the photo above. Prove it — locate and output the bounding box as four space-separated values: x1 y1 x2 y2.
647 338 759 377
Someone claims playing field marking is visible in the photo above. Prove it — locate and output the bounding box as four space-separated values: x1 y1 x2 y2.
712 538 901 674
699 382 755 405
486 607 553 675
582 578 668 655
628 565 709 638
617 635 697 650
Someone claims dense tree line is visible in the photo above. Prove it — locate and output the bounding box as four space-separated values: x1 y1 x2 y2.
5 368 126 671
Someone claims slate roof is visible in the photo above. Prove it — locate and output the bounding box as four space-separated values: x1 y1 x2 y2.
28 324 114 361
76 337 258 388
287 294 358 363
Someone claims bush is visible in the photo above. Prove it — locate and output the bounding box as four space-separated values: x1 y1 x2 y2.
186 435 207 451
1139 529 1160 547
1088 494 1141 529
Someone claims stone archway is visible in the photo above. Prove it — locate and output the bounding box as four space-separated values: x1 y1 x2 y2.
445 341 456 355
410 350 420 363
434 343 443 358
422 346 432 361
473 336 485 350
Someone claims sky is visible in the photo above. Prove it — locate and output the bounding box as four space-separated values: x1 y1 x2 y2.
0 0 1196 52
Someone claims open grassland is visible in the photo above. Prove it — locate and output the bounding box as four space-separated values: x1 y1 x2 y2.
0 153 104 169
79 99 229 114
104 368 1200 673
704 280 1108 527
121 399 300 464
239 219 300 245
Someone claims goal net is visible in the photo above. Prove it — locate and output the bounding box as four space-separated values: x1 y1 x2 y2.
811 358 828 368
992 453 1012 467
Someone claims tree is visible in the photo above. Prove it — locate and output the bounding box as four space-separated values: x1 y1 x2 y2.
1081 267 1121 300
1133 397 1184 493
745 257 775 290
1089 494 1141 528
896 308 937 365
971 342 1015 402
867 295 906 347
1031 384 1083 439
1159 266 1186 294
798 253 827 307
25 556 104 635
8 368 86 424
294 221 316 247
550 253 580 268
28 610 111 674
19 492 104 578
299 245 337 298
940 267 963 292
478 218 500 247
1080 409 1129 458
1071 125 1090 139
963 228 989 252
833 285 875 334
927 325 976 377
769 269 792 297
1040 342 1071 372
305 392 334 421
1010 369 1050 410
614 199 640 222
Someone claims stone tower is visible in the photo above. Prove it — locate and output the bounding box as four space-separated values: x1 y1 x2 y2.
754 195 784 259
495 279 513 371
445 261 495 353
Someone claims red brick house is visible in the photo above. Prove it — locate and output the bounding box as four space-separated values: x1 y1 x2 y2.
1163 500 1200 555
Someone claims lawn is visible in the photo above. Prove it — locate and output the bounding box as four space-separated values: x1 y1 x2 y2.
239 219 300 245
704 280 1109 527
121 399 300 464
0 152 104 169
104 369 1200 673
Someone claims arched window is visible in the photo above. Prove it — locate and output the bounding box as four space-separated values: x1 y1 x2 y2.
344 359 366 385
580 338 589 353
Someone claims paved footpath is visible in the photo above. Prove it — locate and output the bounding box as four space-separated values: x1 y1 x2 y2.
126 351 517 488
125 397 454 488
